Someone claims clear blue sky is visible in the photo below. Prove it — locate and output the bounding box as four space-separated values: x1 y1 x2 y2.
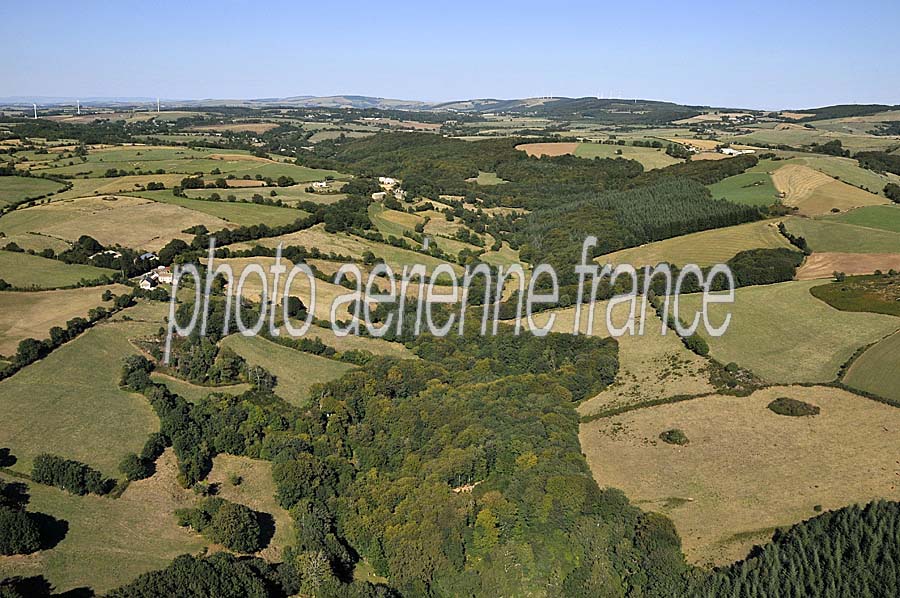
1 0 898 110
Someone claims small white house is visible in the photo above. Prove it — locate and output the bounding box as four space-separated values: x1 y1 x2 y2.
378 176 398 187
139 274 158 290
312 181 329 189
153 266 173 284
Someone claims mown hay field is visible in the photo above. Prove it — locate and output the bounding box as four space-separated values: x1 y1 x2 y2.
596 220 792 267
772 164 888 215
844 330 900 402
580 385 900 566
574 142 683 170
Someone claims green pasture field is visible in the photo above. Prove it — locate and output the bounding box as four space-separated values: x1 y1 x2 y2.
708 171 778 206
574 142 682 170
0 250 116 288
139 191 309 227
828 204 900 234
468 171 507 185
220 334 355 407
844 330 900 402
187 183 347 205
809 274 900 317
149 372 251 403
0 175 66 206
783 218 900 253
597 219 792 267
0 318 160 476
0 451 205 594
676 280 900 383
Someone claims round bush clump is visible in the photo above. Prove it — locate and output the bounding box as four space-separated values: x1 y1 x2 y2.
659 429 689 446
767 397 820 417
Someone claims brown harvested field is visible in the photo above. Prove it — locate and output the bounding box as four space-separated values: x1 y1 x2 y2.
772 164 888 215
0 284 129 356
579 385 900 567
515 142 579 157
797 252 900 280
190 122 279 134
779 112 813 120
665 138 720 151
206 455 294 561
0 195 234 251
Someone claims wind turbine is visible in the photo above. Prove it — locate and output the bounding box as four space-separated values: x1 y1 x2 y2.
76 100 81 115
33 104 37 119
157 98 160 113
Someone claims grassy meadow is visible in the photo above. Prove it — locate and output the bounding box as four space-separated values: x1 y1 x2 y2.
0 250 116 288
0 318 160 476
580 385 900 566
675 280 900 383
0 175 66 206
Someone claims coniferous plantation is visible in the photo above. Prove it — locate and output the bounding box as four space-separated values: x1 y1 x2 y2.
2 2 900 596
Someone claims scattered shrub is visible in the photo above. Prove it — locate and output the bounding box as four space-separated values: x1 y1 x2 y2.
659 429 689 446
767 397 820 417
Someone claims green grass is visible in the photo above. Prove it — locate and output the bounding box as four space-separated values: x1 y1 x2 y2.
0 175 66 206
0 250 116 288
783 218 900 253
469 171 507 185
597 220 792 267
828 205 900 234
708 171 778 206
150 372 251 403
0 463 205 594
188 184 347 205
845 331 900 402
368 203 422 239
574 142 682 170
809 275 900 317
0 319 159 477
140 191 309 227
220 335 355 407
675 280 900 384
35 145 346 182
